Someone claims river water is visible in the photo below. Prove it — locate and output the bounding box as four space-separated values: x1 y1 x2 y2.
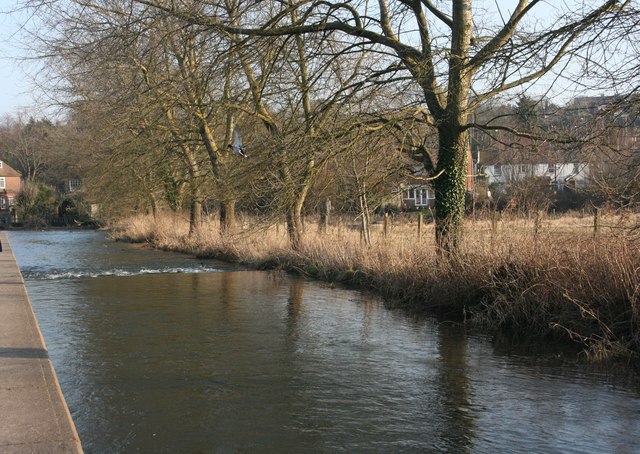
8 230 640 453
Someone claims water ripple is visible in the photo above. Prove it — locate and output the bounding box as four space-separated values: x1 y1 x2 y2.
22 266 224 280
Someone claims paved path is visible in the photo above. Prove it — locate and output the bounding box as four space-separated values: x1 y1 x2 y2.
0 232 82 453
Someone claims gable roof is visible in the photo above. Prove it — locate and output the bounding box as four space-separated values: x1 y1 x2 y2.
0 161 21 178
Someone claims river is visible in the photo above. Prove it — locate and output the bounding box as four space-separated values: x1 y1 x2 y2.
9 230 640 453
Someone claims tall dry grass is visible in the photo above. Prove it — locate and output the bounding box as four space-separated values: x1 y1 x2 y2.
110 210 640 362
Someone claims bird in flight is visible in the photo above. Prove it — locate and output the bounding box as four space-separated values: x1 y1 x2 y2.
228 127 247 158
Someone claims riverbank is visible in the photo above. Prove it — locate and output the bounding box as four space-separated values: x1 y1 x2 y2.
0 232 82 453
110 211 640 363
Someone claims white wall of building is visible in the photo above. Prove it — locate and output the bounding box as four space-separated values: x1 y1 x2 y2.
481 163 590 190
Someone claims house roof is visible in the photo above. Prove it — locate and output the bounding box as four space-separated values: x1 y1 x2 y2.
0 161 21 177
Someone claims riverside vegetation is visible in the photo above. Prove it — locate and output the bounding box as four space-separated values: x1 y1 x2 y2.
111 210 640 364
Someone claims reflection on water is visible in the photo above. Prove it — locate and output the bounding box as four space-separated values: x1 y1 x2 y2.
9 231 640 453
436 324 475 452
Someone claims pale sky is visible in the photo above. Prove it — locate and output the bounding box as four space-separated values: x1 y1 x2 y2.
0 1 626 118
0 0 36 117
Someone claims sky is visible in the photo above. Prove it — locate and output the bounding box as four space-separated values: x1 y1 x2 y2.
0 0 37 117
0 1 628 118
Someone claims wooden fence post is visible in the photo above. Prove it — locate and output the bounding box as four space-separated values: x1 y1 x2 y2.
417 213 423 239
491 210 499 234
534 210 542 239
490 210 499 252
318 198 331 234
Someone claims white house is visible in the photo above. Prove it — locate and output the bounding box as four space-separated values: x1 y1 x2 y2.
481 162 590 193
401 185 436 209
397 165 438 209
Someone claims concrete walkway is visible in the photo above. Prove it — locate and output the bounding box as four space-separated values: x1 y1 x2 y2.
0 232 82 453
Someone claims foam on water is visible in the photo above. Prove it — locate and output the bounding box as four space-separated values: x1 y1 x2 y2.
22 265 224 280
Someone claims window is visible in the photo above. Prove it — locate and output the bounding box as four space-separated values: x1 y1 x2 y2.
548 164 555 173
0 161 4 168
418 189 428 205
8 197 14 206
494 165 502 176
404 189 418 200
69 178 82 192
0 178 6 189
519 165 527 173
411 188 435 206
0 198 6 210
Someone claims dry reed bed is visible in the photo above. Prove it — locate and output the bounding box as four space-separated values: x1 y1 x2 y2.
111 212 640 362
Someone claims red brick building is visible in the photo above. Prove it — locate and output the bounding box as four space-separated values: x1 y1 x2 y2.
0 161 22 224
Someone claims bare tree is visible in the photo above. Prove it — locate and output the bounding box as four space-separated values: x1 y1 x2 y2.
0 115 57 182
23 0 257 233
137 0 638 253
20 0 640 251
221 0 393 249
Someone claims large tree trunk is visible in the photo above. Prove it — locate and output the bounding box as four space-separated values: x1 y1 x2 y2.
148 193 157 219
358 193 372 247
433 126 470 255
220 199 236 234
184 146 203 237
189 197 202 236
278 158 313 250
286 208 303 251
428 0 473 255
286 182 309 250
